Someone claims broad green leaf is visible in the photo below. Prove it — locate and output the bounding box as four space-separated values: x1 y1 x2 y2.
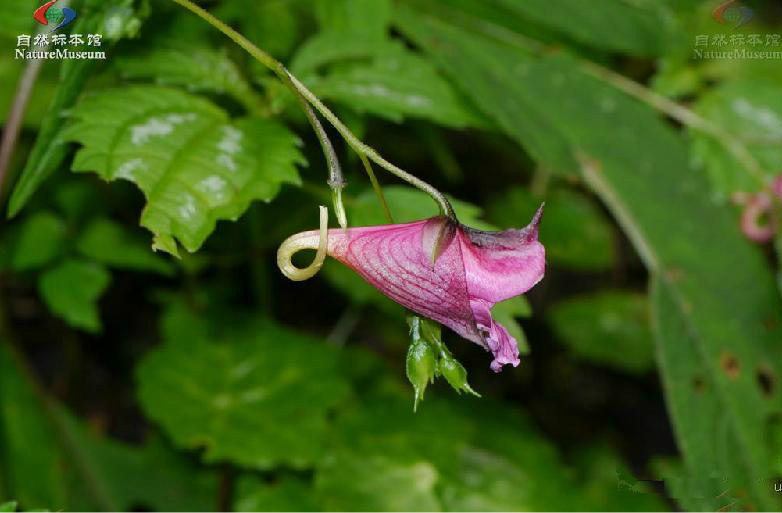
314 0 391 43
235 475 320 512
7 211 66 271
114 45 266 114
394 8 577 176
2 0 35 39
490 0 682 56
62 86 304 256
487 187 616 271
651 279 757 510
305 43 485 128
0 344 67 510
136 304 350 469
217 0 302 58
691 80 782 198
397 10 782 510
291 32 390 75
75 218 175 275
548 291 655 374
572 444 668 511
38 259 111 333
0 502 16 512
0 342 214 512
316 452 441 511
57 414 218 512
7 0 142 218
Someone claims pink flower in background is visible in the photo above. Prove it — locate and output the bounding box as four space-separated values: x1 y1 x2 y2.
281 207 545 372
739 175 782 244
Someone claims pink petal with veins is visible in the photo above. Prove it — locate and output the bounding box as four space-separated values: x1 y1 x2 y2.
319 205 545 372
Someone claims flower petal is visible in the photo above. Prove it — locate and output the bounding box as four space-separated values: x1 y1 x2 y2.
470 299 520 372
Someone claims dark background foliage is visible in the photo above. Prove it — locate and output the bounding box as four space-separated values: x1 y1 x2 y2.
1 0 781 511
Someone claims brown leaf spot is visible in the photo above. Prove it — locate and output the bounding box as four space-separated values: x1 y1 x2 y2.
756 365 774 397
720 351 740 381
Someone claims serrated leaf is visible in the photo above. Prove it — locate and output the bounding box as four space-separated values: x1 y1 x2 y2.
62 86 304 255
136 304 350 469
38 259 111 333
6 211 67 271
487 187 615 271
691 80 782 199
75 218 174 275
548 291 655 374
114 45 266 114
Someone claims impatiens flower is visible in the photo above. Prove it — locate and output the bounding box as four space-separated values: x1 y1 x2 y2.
740 192 773 243
278 207 545 372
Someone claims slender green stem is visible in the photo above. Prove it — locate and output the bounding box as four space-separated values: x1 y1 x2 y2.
170 0 455 220
359 153 394 223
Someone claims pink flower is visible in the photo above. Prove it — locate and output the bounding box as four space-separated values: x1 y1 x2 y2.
280 207 545 372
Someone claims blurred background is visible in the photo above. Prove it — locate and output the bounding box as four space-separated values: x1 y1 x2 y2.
1 0 781 511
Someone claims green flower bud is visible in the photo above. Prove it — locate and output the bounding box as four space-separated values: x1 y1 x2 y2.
406 340 436 411
439 355 480 397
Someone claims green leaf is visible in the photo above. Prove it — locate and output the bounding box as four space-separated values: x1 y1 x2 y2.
394 8 577 176
136 304 350 469
75 218 175 275
0 342 215 512
57 414 218 512
38 259 111 333
216 0 302 58
0 502 16 512
397 10 782 510
548 291 655 374
487 187 615 271
316 452 441 511
7 0 141 218
490 0 682 56
314 0 392 43
235 475 320 512
0 344 67 510
6 211 67 271
114 45 266 114
62 86 304 256
305 42 486 128
691 80 782 198
572 444 669 511
1 0 35 39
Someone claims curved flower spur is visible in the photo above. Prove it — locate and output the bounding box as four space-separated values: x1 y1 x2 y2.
278 205 545 373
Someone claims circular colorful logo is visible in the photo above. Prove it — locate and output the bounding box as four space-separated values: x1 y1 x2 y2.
33 0 77 32
712 0 755 29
